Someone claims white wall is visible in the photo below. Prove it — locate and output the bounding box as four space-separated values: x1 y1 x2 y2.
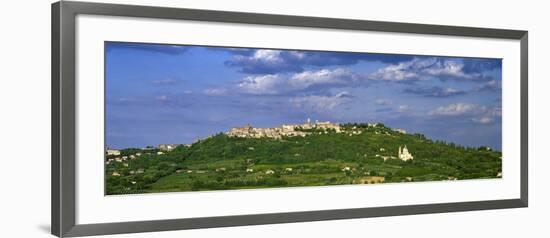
0 0 546 237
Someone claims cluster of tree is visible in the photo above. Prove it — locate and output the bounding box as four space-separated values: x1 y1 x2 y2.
106 124 501 195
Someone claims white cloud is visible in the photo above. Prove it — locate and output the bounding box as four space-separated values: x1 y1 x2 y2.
477 79 500 91
230 49 283 66
290 68 354 89
237 74 283 95
472 106 502 124
403 86 466 97
429 103 477 116
236 68 357 95
155 95 169 101
370 60 420 81
472 116 494 124
203 88 228 96
335 91 353 98
226 49 303 74
251 50 283 62
443 88 461 94
369 57 482 82
289 51 306 59
375 98 392 106
429 103 501 124
290 91 352 112
235 57 485 95
423 59 466 77
397 105 410 112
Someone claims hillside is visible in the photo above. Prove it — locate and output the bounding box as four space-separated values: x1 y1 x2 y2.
105 123 502 195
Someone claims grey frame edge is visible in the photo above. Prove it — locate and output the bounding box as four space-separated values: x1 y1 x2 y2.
51 1 528 237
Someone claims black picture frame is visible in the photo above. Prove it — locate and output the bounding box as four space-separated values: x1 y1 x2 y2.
52 1 528 237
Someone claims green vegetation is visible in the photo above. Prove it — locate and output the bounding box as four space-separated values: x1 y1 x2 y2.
105 123 502 195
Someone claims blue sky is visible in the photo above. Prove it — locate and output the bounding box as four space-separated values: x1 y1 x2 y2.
106 42 502 150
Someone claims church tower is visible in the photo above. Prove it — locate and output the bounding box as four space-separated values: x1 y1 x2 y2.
398 146 402 156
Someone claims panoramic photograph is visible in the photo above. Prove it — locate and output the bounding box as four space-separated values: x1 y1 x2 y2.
105 42 502 195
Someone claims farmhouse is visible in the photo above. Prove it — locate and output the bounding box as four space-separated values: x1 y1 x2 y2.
106 149 120 156
157 144 179 151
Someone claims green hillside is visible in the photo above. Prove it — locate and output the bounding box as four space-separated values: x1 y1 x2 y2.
105 123 502 195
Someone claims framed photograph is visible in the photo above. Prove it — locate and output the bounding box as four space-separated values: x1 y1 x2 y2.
52 1 528 237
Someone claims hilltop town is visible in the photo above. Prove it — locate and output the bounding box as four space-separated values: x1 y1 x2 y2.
227 118 342 139
107 119 415 167
225 119 414 161
226 118 409 138
105 120 502 195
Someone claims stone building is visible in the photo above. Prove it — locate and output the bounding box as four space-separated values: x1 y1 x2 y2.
226 118 341 139
157 144 179 151
394 128 407 134
398 145 414 161
106 149 120 156
315 121 342 132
